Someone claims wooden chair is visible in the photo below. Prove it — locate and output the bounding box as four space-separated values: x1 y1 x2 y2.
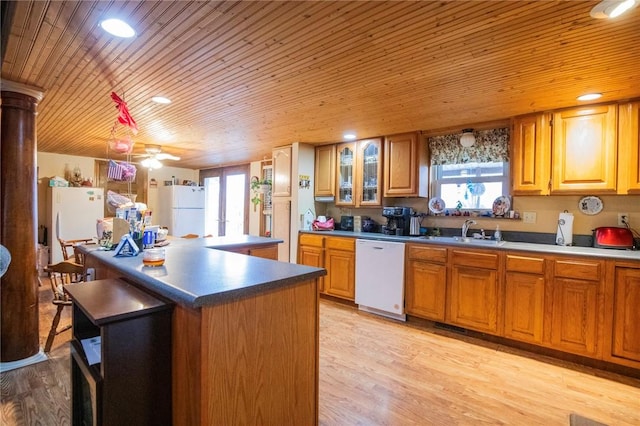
58 237 93 264
43 260 85 352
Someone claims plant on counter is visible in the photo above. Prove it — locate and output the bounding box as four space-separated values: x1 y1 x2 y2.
250 176 272 206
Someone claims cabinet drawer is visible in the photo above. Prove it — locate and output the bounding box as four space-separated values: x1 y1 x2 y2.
407 244 447 263
506 254 544 274
299 234 324 248
326 236 355 251
554 259 602 281
451 249 499 269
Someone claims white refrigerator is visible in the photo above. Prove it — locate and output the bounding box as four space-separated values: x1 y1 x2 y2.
46 187 105 264
157 186 205 237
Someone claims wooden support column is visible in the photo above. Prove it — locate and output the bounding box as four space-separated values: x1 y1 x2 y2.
1 81 44 362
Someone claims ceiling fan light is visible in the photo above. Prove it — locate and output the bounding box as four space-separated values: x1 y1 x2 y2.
141 157 163 169
460 129 476 148
100 19 136 38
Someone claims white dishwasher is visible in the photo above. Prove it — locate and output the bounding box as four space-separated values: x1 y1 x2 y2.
355 239 406 321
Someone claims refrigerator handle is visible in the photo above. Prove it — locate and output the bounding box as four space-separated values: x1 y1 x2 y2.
55 212 61 241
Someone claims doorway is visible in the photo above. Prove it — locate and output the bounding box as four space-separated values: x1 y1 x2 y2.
200 165 249 237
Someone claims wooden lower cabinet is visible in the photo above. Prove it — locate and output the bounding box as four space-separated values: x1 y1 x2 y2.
405 244 447 321
324 237 355 300
298 234 325 292
550 259 603 357
609 266 640 365
504 272 545 343
447 249 501 334
504 254 545 344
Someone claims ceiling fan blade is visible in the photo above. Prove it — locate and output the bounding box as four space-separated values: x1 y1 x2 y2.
156 153 180 161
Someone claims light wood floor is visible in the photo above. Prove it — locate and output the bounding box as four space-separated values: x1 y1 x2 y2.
2 287 639 425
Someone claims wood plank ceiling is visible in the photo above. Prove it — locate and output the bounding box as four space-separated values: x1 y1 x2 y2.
2 1 639 169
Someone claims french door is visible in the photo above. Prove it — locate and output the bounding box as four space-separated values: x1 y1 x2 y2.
200 165 249 237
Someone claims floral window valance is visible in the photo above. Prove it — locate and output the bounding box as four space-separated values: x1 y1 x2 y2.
428 127 510 165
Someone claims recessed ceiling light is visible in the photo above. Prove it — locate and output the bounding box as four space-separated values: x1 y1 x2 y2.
343 132 357 140
577 93 602 101
100 19 136 38
590 0 637 19
151 96 171 104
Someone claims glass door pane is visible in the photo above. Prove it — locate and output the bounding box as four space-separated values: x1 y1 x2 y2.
337 144 355 205
204 176 220 237
201 165 249 237
225 173 246 236
361 141 380 205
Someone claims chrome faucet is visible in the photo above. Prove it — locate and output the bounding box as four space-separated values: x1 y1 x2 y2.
462 219 477 238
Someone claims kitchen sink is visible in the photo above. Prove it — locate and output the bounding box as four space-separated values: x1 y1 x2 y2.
417 236 506 246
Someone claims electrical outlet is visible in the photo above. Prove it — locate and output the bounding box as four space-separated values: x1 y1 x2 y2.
618 213 629 227
523 212 537 224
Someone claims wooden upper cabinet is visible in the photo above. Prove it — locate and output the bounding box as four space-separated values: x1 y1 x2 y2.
336 142 357 206
511 113 551 195
272 145 292 197
551 104 618 194
335 139 382 207
357 138 383 207
384 132 428 198
617 101 640 194
314 145 336 198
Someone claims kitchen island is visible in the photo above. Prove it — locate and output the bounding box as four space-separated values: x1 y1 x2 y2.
80 235 325 426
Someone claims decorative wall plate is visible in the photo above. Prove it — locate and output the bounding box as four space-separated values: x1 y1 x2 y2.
578 196 603 215
428 197 445 214
492 196 510 216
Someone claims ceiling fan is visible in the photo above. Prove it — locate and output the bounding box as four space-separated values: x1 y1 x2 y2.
135 144 181 169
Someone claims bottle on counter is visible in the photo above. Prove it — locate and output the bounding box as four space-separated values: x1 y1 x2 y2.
494 225 502 242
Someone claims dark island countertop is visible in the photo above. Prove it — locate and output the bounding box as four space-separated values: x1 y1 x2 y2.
81 235 326 308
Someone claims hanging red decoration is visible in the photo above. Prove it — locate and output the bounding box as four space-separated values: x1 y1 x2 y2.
110 91 138 134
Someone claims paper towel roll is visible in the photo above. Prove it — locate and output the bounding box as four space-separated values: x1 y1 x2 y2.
556 212 574 246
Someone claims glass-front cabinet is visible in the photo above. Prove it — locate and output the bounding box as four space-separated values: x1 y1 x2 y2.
336 138 382 207
336 142 355 205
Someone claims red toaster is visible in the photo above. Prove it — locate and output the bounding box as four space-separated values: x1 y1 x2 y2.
592 227 634 249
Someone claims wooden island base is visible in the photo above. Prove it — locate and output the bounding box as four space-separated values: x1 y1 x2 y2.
173 279 318 425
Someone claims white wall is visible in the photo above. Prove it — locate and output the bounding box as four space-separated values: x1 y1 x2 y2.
290 143 316 262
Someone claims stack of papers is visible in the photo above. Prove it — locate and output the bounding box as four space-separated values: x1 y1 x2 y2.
81 336 101 365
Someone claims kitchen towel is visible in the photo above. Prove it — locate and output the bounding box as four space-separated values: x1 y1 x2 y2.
556 211 574 246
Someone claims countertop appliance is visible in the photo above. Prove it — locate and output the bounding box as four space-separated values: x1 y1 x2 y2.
593 227 634 249
355 239 406 321
340 215 354 231
362 217 378 233
381 206 412 236
46 187 105 264
157 185 205 237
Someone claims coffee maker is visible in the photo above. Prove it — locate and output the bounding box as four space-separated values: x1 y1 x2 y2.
381 207 412 236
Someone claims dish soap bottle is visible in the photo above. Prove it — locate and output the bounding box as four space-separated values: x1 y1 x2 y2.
494 225 502 242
